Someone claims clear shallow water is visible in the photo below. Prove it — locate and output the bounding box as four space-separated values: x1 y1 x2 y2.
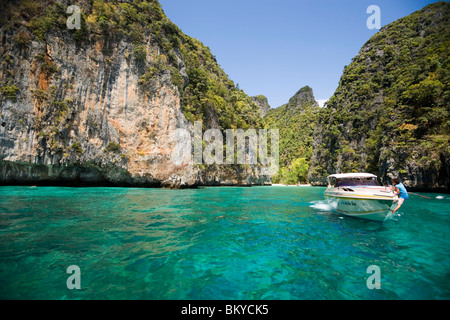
0 186 449 300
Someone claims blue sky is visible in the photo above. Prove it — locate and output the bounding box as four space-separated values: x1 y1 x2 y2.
159 0 439 108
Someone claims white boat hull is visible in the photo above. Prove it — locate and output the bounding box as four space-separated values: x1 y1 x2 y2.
325 196 394 222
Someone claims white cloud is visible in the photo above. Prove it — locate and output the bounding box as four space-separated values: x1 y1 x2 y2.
317 99 328 108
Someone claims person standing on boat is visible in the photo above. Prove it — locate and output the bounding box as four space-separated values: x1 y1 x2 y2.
391 178 409 214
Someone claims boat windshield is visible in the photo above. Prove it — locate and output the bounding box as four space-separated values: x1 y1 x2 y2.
330 177 380 187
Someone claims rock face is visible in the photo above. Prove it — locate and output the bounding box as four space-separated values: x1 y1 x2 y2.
1 33 195 187
308 2 449 191
251 95 270 117
0 0 270 187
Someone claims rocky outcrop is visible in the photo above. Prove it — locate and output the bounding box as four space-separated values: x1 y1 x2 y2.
251 95 270 117
0 0 270 188
284 86 319 111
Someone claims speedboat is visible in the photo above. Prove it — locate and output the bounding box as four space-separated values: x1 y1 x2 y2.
324 173 397 222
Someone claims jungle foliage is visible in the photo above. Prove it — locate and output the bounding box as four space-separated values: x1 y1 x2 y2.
309 1 449 184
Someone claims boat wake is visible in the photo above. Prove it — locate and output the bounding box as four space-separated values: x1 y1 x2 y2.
309 200 337 212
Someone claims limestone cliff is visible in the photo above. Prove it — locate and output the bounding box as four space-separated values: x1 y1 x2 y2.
308 2 449 191
0 0 269 187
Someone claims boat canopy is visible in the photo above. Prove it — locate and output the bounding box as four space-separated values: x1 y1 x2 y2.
327 173 377 179
327 173 380 187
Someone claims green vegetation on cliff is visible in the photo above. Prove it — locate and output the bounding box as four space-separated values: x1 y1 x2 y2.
264 86 319 184
0 0 262 131
309 1 449 189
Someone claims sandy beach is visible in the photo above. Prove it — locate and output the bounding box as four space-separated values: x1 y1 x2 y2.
271 184 312 187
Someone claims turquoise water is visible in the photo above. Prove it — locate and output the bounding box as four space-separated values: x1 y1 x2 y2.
0 186 449 300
